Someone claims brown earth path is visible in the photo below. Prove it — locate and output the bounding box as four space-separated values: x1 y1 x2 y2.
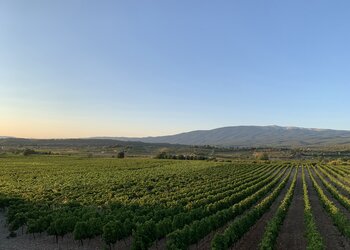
275 167 306 250
305 168 350 250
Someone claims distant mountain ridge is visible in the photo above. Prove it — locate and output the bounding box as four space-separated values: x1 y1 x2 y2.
3 126 350 147
104 125 350 147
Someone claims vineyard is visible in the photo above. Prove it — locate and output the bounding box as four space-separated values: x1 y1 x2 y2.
1 156 350 249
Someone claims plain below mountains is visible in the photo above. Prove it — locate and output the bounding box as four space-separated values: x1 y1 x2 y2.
109 125 350 147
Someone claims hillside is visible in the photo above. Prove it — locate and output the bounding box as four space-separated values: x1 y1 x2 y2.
112 125 350 147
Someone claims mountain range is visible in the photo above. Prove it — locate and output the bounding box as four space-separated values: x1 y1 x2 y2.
3 125 350 147
100 125 350 147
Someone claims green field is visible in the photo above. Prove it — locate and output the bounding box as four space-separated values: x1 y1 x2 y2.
2 156 350 250
0 156 285 248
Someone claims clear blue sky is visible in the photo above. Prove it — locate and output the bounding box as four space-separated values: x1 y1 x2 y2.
1 1 350 138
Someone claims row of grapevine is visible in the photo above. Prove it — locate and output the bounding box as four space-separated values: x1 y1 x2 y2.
181 164 271 201
330 164 350 177
259 167 297 250
182 165 277 210
148 167 288 250
312 166 350 212
307 166 350 239
129 165 279 248
163 164 269 206
0 156 287 249
302 166 324 250
319 165 350 196
210 167 293 250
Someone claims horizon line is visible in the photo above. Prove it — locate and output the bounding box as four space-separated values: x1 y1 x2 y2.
1 124 349 140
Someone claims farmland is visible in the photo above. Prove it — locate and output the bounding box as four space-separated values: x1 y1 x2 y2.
1 156 350 249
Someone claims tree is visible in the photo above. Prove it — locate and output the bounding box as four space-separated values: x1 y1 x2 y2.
155 152 167 159
254 152 269 161
259 152 269 161
23 149 36 156
117 151 125 158
177 154 185 160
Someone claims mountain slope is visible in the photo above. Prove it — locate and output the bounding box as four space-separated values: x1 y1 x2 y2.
112 125 350 147
3 126 350 147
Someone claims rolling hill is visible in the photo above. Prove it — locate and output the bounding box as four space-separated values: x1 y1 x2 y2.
111 125 350 147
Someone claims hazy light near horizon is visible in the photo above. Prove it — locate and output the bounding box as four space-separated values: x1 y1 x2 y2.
2 1 350 138
0 117 191 139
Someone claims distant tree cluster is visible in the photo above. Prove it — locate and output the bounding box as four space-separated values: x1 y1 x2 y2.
23 149 52 156
117 151 125 158
192 145 217 149
253 152 270 161
155 152 208 160
328 158 350 165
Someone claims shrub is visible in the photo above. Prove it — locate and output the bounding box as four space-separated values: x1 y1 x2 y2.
117 151 125 158
23 149 37 156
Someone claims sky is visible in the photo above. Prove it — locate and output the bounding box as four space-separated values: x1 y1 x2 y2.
1 1 350 138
